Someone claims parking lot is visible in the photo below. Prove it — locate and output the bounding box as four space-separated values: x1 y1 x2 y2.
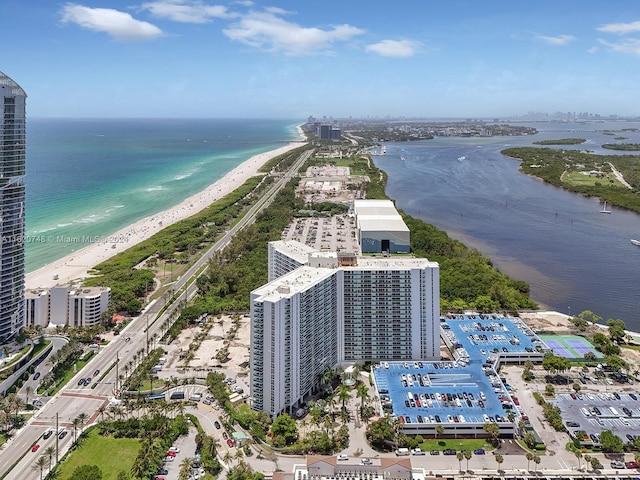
555 391 640 446
373 360 510 426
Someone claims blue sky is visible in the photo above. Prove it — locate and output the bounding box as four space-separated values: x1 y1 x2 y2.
2 0 640 118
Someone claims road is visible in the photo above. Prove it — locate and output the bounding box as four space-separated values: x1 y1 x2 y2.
608 162 632 189
0 147 313 480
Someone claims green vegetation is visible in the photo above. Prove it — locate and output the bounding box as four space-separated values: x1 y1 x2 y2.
503 147 640 213
84 174 273 316
533 138 586 145
532 392 565 432
602 143 640 151
55 429 140 480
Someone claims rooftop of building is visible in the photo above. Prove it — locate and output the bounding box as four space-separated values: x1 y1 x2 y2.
351 256 438 270
252 266 336 301
271 240 319 264
442 313 547 365
354 200 410 233
373 314 549 426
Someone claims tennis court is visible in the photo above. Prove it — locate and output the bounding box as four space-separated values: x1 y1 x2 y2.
538 335 603 360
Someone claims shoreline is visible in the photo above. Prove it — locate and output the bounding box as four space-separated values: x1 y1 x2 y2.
25 131 307 290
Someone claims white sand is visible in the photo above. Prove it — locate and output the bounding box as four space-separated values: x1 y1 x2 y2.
25 138 307 290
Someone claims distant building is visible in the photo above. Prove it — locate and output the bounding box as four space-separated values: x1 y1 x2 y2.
318 124 332 139
316 124 342 141
0 72 26 342
354 199 410 253
25 286 110 328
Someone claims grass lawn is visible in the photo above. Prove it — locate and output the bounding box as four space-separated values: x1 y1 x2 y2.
322 157 368 175
563 171 623 188
418 438 490 452
57 429 141 480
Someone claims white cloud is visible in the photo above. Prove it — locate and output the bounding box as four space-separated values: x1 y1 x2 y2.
60 3 163 41
597 21 640 35
536 34 575 46
597 38 640 55
365 39 420 58
587 46 599 54
223 10 365 56
139 0 234 24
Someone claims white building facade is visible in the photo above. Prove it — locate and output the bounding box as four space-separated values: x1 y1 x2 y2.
251 241 439 418
25 286 110 328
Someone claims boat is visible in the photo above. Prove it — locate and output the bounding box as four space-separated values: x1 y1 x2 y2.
631 239 640 246
600 201 611 214
457 156 466 161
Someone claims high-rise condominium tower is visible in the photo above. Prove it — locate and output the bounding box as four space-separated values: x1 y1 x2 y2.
0 72 26 341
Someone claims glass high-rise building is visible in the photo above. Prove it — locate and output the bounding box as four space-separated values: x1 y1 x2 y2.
0 72 26 341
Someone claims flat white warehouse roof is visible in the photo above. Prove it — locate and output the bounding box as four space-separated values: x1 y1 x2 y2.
357 216 410 232
353 199 409 233
353 199 399 216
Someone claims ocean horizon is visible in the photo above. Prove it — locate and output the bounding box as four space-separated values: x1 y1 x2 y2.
25 118 302 272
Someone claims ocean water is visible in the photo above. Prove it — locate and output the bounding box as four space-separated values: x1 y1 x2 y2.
372 121 640 329
25 118 300 272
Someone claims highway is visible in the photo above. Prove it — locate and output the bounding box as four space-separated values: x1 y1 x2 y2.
0 146 313 480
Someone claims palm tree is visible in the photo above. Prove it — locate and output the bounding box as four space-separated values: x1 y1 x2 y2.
77 412 89 429
222 451 233 467
45 446 55 471
71 417 81 443
533 454 541 472
435 425 444 440
494 453 504 473
321 367 334 391
337 384 350 410
526 452 534 471
456 451 464 472
207 435 221 456
32 456 48 480
574 449 583 470
179 457 193 480
464 450 472 471
583 454 592 472
356 383 369 411
25 385 33 407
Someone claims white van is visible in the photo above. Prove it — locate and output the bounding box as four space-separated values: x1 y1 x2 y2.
395 448 410 456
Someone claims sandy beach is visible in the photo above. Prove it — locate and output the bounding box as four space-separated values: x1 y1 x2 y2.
25 138 307 290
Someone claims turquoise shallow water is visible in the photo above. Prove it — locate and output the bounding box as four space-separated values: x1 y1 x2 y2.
25 118 300 272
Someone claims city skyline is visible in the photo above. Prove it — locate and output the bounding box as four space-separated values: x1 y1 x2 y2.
2 1 640 118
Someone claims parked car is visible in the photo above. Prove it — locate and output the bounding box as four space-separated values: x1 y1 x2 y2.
31 444 40 452
611 460 625 469
473 449 485 455
443 449 456 455
33 372 40 380
430 450 440 455
168 446 180 453
227 438 234 448
214 420 221 429
337 454 348 461
411 448 425 455
43 430 53 439
166 451 176 457
625 461 640 469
